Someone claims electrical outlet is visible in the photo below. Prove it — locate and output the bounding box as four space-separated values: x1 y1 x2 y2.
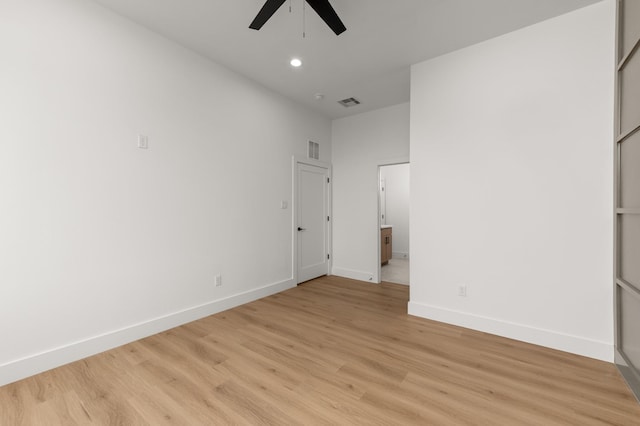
458 285 467 297
215 275 222 287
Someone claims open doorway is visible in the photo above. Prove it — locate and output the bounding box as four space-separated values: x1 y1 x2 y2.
378 163 409 285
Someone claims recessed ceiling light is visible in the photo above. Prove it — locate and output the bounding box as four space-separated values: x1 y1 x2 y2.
290 58 302 68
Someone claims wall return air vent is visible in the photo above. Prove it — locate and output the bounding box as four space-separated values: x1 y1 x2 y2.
308 140 320 160
338 97 361 107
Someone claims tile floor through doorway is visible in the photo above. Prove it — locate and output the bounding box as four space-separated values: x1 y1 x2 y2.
381 257 409 285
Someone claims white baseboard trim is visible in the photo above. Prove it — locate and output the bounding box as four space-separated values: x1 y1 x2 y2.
392 252 409 259
0 278 295 387
331 267 375 283
407 301 613 362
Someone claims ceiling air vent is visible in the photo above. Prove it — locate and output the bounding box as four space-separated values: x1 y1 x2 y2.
338 97 361 107
308 140 320 160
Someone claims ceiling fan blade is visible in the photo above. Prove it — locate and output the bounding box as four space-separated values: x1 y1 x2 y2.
305 0 346 35
249 0 287 30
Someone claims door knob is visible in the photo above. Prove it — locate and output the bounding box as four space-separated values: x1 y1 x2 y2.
298 227 306 231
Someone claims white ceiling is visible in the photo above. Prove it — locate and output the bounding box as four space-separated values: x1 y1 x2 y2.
92 0 602 119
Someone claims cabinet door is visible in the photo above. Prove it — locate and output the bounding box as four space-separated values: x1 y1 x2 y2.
381 228 392 264
381 230 387 264
386 231 393 261
380 229 389 265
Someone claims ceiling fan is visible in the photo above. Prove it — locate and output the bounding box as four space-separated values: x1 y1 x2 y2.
249 0 347 36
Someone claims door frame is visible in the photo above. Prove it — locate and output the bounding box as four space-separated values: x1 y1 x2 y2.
377 158 410 284
293 156 332 284
613 0 640 401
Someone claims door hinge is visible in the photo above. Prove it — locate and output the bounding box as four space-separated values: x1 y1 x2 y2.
327 254 330 260
327 216 330 221
327 177 330 184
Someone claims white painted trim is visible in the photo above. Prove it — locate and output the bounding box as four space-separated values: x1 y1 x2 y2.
0 279 295 387
294 156 331 169
392 252 409 259
291 157 298 283
377 157 410 167
293 156 332 283
332 267 375 283
407 301 614 362
377 160 410 284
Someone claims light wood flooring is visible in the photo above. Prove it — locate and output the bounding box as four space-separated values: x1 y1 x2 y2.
1 276 639 425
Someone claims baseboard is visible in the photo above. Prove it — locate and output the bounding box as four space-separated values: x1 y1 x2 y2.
0 278 295 387
331 267 375 283
407 301 613 362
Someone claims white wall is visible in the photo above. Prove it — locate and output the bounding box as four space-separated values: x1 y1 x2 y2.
409 1 615 361
380 164 410 258
332 103 410 282
0 0 330 385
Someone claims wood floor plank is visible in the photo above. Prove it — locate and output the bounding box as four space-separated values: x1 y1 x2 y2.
1 276 639 425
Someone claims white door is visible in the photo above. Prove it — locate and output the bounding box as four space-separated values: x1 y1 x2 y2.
296 163 329 283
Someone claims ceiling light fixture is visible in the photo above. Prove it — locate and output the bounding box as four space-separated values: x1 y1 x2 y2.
290 58 302 67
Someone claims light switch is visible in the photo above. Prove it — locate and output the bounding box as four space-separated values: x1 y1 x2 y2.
281 201 288 209
138 134 149 149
